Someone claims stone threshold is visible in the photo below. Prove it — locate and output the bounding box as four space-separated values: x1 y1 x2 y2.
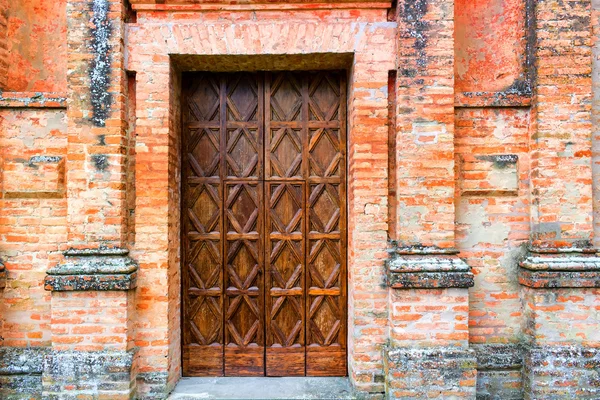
169 377 355 400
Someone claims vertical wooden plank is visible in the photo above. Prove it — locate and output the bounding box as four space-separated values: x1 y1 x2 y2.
265 181 306 376
305 71 347 376
223 72 265 376
182 72 225 376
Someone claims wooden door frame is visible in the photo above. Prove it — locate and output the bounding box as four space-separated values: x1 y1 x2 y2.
179 70 350 377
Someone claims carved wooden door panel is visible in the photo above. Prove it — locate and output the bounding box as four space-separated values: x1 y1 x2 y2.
182 71 346 377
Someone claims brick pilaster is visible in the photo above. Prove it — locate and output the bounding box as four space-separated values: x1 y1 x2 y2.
394 0 456 249
530 0 594 250
519 4 600 398
66 0 129 248
42 1 138 398
386 1 476 399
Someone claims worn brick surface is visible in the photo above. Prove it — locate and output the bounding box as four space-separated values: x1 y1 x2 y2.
3 0 66 92
455 108 530 346
1 0 600 399
0 109 67 349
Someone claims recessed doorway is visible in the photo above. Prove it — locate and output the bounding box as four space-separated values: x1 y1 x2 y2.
181 71 348 377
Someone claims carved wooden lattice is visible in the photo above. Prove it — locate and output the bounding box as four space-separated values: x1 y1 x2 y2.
182 71 347 377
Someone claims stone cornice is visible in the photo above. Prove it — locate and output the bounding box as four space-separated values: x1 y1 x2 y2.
44 248 138 291
519 252 600 288
387 248 474 289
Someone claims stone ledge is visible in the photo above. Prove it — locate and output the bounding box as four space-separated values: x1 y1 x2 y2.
472 344 522 371
44 247 138 291
385 347 477 368
44 272 138 291
0 92 68 108
519 254 600 288
387 253 474 289
0 347 48 375
388 271 474 289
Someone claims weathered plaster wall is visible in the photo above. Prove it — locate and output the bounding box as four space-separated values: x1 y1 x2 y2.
3 0 67 92
455 0 527 94
455 107 530 345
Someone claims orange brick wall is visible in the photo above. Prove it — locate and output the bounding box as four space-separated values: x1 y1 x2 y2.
0 109 68 348
389 288 470 348
3 0 67 92
50 291 134 352
1 0 599 398
455 108 530 345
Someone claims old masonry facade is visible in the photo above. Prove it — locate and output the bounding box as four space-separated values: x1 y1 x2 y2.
1 0 600 399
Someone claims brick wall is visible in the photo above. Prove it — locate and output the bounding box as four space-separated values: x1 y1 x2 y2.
394 0 456 249
389 288 469 348
531 0 594 249
0 109 68 349
1 0 600 399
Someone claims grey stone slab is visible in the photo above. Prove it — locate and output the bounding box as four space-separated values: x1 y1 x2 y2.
169 377 355 400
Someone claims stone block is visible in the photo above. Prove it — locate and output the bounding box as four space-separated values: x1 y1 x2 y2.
384 347 477 400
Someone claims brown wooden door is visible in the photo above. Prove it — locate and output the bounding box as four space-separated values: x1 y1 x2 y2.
182 71 347 377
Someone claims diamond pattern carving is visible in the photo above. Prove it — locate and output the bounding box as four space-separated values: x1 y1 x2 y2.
270 74 302 121
189 185 219 233
183 71 347 376
309 297 340 346
271 298 303 346
271 184 302 232
310 184 340 233
189 76 220 121
189 129 220 177
309 129 340 178
227 128 259 178
190 297 221 345
227 73 259 122
309 74 340 121
269 128 302 178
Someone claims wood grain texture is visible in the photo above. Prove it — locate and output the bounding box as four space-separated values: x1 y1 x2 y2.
182 71 347 377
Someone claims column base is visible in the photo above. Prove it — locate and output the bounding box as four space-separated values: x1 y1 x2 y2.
44 247 138 291
473 344 523 400
387 250 474 289
384 347 477 400
523 345 600 400
0 348 46 400
136 372 173 400
520 251 600 399
42 350 137 399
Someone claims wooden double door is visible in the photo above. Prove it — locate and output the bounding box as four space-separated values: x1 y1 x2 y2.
181 71 347 377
